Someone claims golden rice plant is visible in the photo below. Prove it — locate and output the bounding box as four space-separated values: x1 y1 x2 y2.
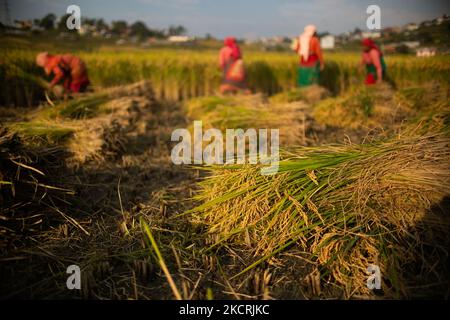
314 82 449 131
185 94 309 145
188 123 450 298
2 47 449 106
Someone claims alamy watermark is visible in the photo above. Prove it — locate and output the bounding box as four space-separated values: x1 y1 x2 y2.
366 5 381 30
171 121 280 175
367 264 381 290
66 5 81 30
66 264 81 290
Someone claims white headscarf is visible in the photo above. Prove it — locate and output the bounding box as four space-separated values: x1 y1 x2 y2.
299 24 317 61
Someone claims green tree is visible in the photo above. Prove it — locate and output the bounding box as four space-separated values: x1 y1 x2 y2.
130 21 150 39
95 19 109 31
111 20 128 35
168 25 187 36
395 44 410 54
417 31 433 44
57 14 75 32
39 13 56 30
56 14 81 33
82 18 96 26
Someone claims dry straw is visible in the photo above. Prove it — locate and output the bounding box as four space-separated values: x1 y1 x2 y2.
189 121 450 298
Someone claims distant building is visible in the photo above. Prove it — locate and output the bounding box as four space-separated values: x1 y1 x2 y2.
168 35 194 43
272 36 284 44
402 41 420 49
141 37 159 48
420 21 433 27
244 38 257 45
30 25 44 32
381 27 402 37
260 36 284 45
130 36 140 44
361 31 381 39
349 32 362 41
320 35 335 49
14 20 32 30
382 27 402 35
405 23 418 31
416 47 437 57
79 24 95 36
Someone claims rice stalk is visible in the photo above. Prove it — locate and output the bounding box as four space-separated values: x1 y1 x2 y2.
141 219 183 300
188 127 450 298
3 48 449 106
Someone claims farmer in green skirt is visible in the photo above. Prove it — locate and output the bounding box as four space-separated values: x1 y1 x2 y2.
291 25 325 87
360 38 386 85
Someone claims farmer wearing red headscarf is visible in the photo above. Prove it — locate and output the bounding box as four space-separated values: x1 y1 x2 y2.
36 52 90 93
219 37 250 94
360 38 386 85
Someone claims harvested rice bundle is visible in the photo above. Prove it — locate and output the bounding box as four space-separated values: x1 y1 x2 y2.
6 81 155 164
313 83 413 130
8 122 74 145
0 130 74 248
46 93 111 120
185 94 309 146
269 85 330 105
189 126 450 298
314 82 448 134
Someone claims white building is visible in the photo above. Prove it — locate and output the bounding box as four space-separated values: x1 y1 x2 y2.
405 23 418 31
78 24 95 36
416 47 437 57
361 31 381 39
403 41 420 49
320 35 335 49
168 35 194 43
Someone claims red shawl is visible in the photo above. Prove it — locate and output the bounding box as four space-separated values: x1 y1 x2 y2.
362 38 382 56
224 37 241 60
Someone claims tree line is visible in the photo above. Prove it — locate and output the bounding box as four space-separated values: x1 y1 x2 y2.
33 13 187 39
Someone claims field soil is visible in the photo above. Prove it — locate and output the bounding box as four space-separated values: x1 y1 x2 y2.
1 81 448 299
1 82 199 298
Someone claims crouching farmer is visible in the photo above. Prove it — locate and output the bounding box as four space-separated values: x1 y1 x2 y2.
36 52 90 94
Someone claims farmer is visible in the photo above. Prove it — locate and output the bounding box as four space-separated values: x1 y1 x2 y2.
291 24 324 87
360 38 386 85
35 52 90 94
219 37 250 94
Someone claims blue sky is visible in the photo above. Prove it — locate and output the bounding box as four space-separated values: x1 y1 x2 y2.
6 0 450 38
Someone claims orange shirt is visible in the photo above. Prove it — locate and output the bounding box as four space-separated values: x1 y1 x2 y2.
295 37 324 66
44 55 89 86
219 46 234 69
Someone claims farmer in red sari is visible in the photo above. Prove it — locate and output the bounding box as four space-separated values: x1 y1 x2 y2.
292 25 324 87
219 37 250 94
36 52 90 93
360 38 386 85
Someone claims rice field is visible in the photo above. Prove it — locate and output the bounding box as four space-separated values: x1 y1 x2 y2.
1 47 450 106
1 37 449 300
